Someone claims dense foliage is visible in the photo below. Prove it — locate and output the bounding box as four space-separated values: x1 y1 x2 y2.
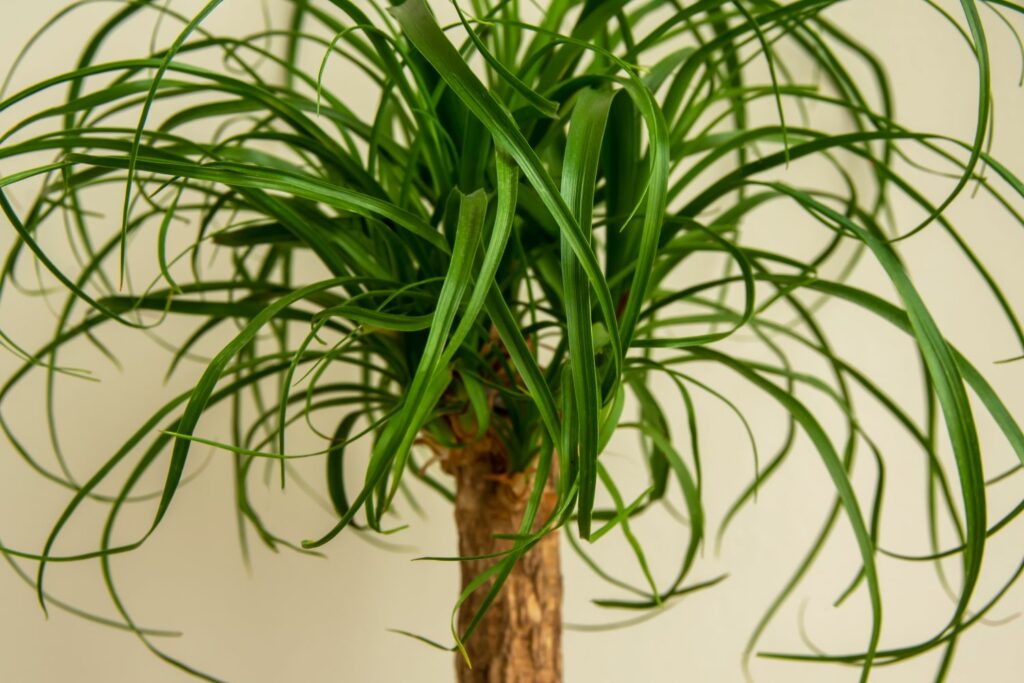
1 0 1022 680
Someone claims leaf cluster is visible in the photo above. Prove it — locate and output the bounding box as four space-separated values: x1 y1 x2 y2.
0 0 1022 680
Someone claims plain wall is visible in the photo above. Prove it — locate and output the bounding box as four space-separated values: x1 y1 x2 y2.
1 1 1022 681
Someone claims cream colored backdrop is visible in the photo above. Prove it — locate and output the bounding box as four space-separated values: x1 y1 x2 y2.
1 1 1022 681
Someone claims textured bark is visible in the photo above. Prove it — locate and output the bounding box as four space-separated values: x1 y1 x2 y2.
443 435 562 683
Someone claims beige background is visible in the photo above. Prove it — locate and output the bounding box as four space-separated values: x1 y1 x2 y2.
1 1 1023 681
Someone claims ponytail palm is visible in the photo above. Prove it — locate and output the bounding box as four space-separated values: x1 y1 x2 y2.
1 0 1022 681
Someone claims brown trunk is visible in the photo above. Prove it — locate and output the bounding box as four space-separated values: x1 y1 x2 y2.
443 434 563 683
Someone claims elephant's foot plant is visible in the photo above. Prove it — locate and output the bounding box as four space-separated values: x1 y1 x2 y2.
1 0 1023 681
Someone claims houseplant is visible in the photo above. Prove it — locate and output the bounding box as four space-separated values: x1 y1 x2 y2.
0 0 1022 680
